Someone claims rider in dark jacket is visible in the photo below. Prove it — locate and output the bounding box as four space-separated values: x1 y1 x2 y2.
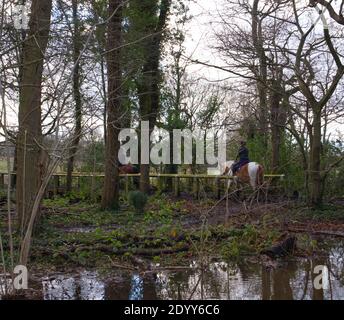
232 141 250 174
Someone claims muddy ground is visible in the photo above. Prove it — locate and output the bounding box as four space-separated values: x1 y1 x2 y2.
1 193 344 299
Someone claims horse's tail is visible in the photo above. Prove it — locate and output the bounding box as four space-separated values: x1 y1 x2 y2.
256 165 264 186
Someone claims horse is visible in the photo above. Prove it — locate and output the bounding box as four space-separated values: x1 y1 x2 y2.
119 164 140 189
219 160 264 192
119 164 139 174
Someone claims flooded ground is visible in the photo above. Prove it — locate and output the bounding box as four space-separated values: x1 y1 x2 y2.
32 239 344 300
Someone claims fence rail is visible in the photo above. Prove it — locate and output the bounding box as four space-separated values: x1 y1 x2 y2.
0 172 285 200
0 172 285 178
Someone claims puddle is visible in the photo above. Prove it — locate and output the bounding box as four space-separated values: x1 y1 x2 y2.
2 239 344 300
62 226 96 233
31 240 344 300
42 271 105 300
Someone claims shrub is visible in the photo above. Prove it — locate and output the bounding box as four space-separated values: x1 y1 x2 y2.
128 191 148 213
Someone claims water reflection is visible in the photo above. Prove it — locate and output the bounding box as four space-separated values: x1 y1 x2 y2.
129 274 143 300
42 271 104 300
34 241 344 300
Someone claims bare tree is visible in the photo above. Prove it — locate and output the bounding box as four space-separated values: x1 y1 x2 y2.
309 0 344 25
291 0 344 205
16 0 53 233
66 0 83 193
101 0 123 210
136 0 171 193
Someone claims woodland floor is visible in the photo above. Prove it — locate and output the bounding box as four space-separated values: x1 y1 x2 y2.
1 193 344 299
1 193 344 274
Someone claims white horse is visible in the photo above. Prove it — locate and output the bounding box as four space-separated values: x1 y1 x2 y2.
218 160 264 191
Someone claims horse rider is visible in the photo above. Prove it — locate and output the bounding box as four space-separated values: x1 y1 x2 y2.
232 140 250 175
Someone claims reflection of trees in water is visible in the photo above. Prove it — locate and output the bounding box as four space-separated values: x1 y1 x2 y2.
260 245 343 301
311 257 326 300
328 242 344 287
156 270 191 300
260 256 341 301
236 262 261 299
261 261 299 300
261 267 271 300
154 264 230 299
106 243 344 300
302 240 342 300
173 263 231 299
142 273 158 300
294 260 311 300
43 277 77 300
42 272 105 300
159 242 344 300
271 262 296 300
155 262 262 300
129 274 143 300
105 273 158 300
104 274 132 300
41 243 344 300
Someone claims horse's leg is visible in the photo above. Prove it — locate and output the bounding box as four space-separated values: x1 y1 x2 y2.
227 177 232 193
234 178 241 202
250 176 256 190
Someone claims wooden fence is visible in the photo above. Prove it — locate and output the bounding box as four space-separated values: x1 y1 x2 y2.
0 172 285 199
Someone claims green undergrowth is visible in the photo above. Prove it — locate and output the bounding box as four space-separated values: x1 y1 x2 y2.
2 193 338 271
300 204 344 222
30 195 287 269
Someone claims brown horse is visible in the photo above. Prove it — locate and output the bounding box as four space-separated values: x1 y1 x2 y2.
219 160 264 190
119 164 139 174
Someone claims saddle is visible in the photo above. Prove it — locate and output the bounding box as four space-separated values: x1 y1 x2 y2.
232 160 249 175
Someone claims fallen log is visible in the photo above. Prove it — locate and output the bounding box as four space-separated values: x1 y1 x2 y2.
33 243 190 259
260 236 297 258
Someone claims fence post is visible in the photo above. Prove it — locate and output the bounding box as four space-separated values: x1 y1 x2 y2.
157 175 163 193
174 176 180 197
77 176 81 192
125 175 129 199
0 173 4 190
215 177 221 199
91 175 95 200
193 177 199 199
53 175 60 196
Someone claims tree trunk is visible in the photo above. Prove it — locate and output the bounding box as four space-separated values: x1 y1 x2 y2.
16 0 52 233
165 130 178 191
252 0 268 147
140 163 151 194
101 0 123 210
137 0 171 194
309 110 323 207
11 140 18 189
270 77 285 172
100 56 107 145
66 0 82 193
138 51 160 194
